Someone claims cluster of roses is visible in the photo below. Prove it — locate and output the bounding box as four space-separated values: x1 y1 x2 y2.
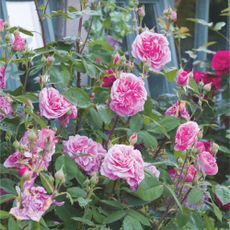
4 128 58 222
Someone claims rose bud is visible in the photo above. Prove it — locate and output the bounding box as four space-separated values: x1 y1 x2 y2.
136 6 145 17
203 82 212 92
129 133 138 145
113 54 120 65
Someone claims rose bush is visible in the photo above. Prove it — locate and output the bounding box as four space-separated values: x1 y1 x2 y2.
0 1 229 229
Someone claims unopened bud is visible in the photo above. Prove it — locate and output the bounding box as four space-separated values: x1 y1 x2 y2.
203 82 212 92
136 6 145 17
55 167 65 186
90 173 99 185
129 133 138 145
46 56 55 66
18 165 31 179
28 130 37 142
113 54 120 65
198 130 203 139
13 140 20 150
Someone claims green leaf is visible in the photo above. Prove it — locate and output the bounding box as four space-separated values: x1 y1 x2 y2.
29 221 40 230
215 185 230 205
219 145 230 155
131 174 163 202
40 172 54 194
187 18 213 27
165 185 182 211
210 202 222 222
187 188 203 204
0 210 9 220
123 215 143 230
100 199 126 209
26 110 48 128
8 26 33 36
164 68 178 82
97 105 113 125
0 179 17 194
88 107 103 129
50 65 71 88
67 187 87 198
129 114 144 132
0 194 15 204
188 76 199 94
63 87 91 108
213 22 226 31
138 131 157 149
8 217 19 230
82 59 97 78
72 217 95 226
128 210 151 226
104 210 126 224
158 116 180 132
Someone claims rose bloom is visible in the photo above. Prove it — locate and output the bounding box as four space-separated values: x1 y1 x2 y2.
39 87 77 127
175 121 200 151
63 135 106 175
144 163 160 179
10 185 52 222
163 8 177 23
0 96 13 121
193 71 222 91
4 128 58 175
184 165 196 182
0 67 6 89
110 73 147 117
12 33 26 52
100 144 144 191
211 50 230 76
101 69 116 88
165 101 190 120
197 151 218 176
131 31 171 71
176 70 190 87
194 140 213 155
0 19 5 32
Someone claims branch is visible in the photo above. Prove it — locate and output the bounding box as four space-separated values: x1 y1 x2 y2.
34 0 47 47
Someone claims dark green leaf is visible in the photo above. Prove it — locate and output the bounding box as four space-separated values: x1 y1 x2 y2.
103 210 126 224
40 173 54 194
0 194 15 204
72 217 95 226
215 185 230 205
0 210 9 220
8 217 19 230
138 131 157 149
187 188 203 204
123 215 143 230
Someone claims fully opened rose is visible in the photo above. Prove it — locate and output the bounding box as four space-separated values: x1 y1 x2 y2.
175 121 200 151
39 87 77 127
63 135 106 175
131 30 171 71
100 144 144 191
109 73 147 117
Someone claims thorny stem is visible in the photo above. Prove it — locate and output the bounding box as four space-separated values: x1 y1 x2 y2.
34 0 47 47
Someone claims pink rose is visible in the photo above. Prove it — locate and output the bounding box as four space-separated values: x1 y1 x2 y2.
113 54 120 65
211 50 230 76
110 73 147 117
101 69 116 88
0 67 6 89
131 31 171 71
163 8 177 23
0 96 13 121
184 165 196 182
10 185 52 222
100 144 144 191
39 87 77 127
144 163 160 179
197 151 218 176
176 70 190 87
12 33 26 52
175 121 200 151
0 19 5 32
63 135 106 175
168 168 177 181
165 101 190 120
4 129 57 174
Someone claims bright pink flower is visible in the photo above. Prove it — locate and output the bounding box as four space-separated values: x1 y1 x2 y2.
175 121 200 151
176 70 190 87
10 185 52 222
197 151 218 176
184 165 196 182
163 8 177 23
0 19 5 32
63 135 106 175
0 96 13 121
193 72 222 91
100 144 144 191
39 87 77 127
144 163 160 179
113 54 120 65
211 50 230 76
168 168 177 181
12 33 26 52
194 140 213 154
18 165 30 177
0 67 6 89
110 73 147 117
165 101 190 120
101 69 116 88
131 31 171 71
4 129 57 174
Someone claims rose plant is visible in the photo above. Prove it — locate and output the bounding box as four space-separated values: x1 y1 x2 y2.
0 1 229 230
